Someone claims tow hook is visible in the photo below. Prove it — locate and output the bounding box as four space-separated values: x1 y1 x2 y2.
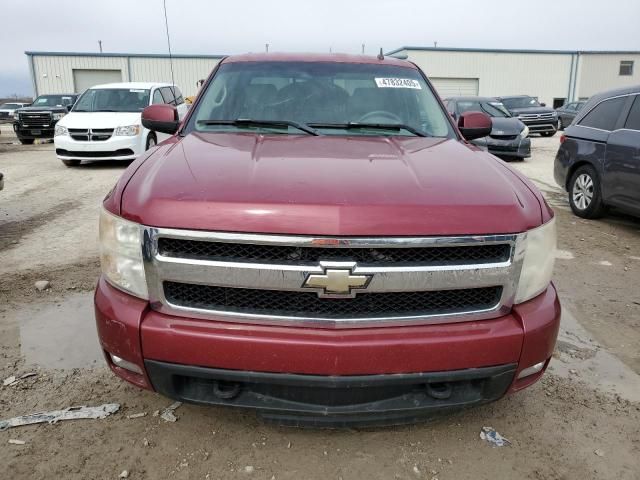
212 381 241 400
425 382 452 400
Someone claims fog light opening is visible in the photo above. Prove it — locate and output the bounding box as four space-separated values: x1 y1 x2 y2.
517 361 545 380
110 353 143 375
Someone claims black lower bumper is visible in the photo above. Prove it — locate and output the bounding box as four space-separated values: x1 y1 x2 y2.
145 360 517 428
13 124 55 139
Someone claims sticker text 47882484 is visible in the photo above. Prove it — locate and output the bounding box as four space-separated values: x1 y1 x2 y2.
374 78 422 89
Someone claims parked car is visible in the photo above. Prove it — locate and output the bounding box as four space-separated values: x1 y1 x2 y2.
96 53 559 427
555 85 640 219
444 96 530 159
54 82 188 167
0 102 30 121
497 95 558 136
556 100 587 130
13 94 78 144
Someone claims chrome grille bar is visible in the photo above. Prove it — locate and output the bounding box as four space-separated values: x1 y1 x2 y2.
142 227 526 328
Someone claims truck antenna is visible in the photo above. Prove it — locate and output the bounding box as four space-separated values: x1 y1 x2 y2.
163 0 176 89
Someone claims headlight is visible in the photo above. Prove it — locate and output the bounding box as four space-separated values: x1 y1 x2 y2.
54 125 68 136
515 218 556 304
551 112 558 117
519 126 529 138
114 124 141 136
13 112 19 120
99 208 148 299
52 112 66 120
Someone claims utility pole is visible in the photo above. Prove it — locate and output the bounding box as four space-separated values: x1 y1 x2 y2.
434 41 438 48
362 44 365 54
98 40 103 53
265 43 269 53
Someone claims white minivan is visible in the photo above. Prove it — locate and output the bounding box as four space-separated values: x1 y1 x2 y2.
54 82 188 166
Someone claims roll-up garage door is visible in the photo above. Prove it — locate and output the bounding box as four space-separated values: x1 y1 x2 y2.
73 69 123 93
430 78 479 98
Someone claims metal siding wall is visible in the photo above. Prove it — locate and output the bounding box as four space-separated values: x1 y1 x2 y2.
406 50 573 106
577 54 640 98
32 54 219 97
32 55 128 94
129 57 220 97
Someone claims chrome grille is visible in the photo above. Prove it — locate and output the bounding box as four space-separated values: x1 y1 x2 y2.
68 128 114 141
519 113 555 120
19 112 51 127
143 229 525 328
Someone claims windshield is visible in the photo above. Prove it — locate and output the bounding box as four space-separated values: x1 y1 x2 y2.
73 88 150 112
188 61 454 137
501 96 541 109
457 100 510 118
32 95 75 107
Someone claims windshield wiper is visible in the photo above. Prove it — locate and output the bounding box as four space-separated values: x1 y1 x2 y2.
95 109 118 112
198 119 319 136
307 122 426 137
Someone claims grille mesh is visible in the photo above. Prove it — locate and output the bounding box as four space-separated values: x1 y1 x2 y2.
158 238 511 266
164 282 503 319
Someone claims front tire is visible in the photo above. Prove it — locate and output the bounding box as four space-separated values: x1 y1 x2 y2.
61 159 81 167
19 138 34 145
569 165 605 219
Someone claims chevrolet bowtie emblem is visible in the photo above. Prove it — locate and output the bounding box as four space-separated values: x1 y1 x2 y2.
303 267 372 297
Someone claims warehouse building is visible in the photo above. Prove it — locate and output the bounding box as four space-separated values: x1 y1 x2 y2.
388 46 640 107
25 51 223 98
26 47 640 107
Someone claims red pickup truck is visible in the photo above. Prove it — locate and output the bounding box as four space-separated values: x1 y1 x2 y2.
95 53 559 427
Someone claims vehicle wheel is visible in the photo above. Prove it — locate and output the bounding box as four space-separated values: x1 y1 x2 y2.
568 165 605 219
19 138 34 145
61 159 81 167
558 118 564 131
145 133 157 150
541 130 557 137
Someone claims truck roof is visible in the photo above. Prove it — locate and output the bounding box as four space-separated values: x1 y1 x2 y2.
89 82 173 90
222 52 416 68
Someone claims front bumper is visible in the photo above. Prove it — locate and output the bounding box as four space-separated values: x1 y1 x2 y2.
95 278 561 426
54 134 144 161
487 136 531 158
13 123 55 139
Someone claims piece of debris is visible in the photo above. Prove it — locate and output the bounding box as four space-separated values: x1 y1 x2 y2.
480 427 511 447
594 449 605 457
143 438 150 447
8 439 26 445
119 470 129 478
34 280 51 291
0 403 120 431
127 412 147 419
160 401 182 422
244 465 255 474
287 441 291 449
412 465 421 475
3 376 17 387
20 372 37 380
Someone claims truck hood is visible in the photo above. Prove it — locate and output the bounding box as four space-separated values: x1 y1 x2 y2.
507 106 555 116
17 106 67 114
120 132 543 236
59 112 142 128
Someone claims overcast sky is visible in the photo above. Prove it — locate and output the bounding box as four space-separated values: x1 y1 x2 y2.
1 0 639 97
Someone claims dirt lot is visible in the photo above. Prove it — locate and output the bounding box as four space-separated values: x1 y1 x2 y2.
1 126 639 480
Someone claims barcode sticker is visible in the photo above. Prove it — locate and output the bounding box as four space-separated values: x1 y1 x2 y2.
375 78 422 89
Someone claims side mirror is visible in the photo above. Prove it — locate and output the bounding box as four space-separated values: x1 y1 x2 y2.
66 105 73 112
540 102 547 107
142 104 179 135
458 111 492 141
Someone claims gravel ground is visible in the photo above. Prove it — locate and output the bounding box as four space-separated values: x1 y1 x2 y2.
1 129 639 480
